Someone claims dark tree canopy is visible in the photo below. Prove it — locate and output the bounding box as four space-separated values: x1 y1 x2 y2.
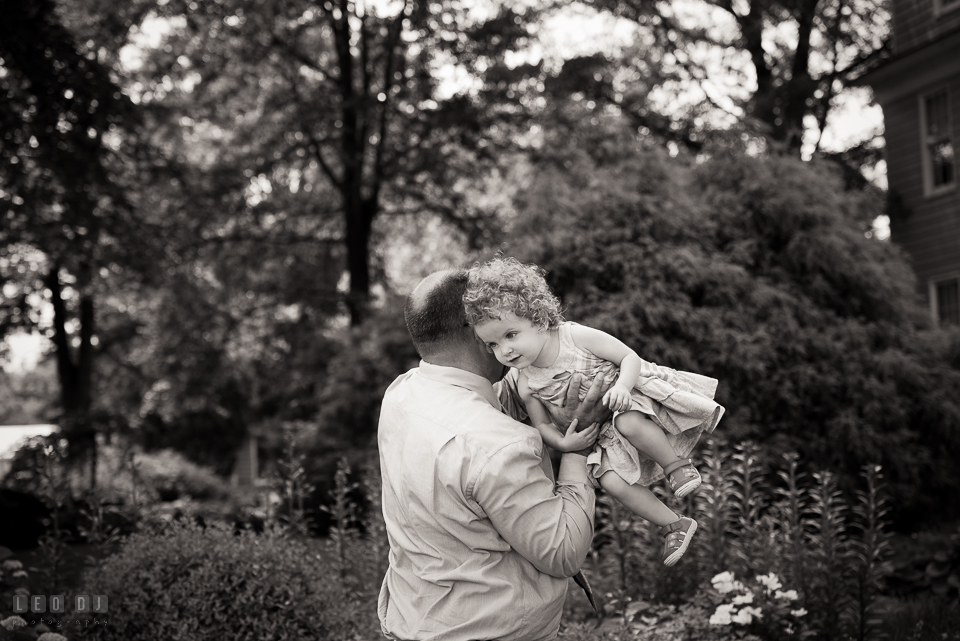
502 117 959 525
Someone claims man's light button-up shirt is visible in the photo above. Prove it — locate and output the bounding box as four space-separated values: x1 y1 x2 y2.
378 361 595 641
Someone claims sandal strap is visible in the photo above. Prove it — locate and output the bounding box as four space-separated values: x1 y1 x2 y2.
663 458 694 478
659 516 687 536
664 533 685 551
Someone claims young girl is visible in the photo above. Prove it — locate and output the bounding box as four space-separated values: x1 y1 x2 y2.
464 257 724 567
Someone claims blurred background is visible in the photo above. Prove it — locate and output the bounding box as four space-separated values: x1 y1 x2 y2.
1 0 959 639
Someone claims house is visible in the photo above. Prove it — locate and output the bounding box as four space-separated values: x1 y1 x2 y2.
858 0 960 326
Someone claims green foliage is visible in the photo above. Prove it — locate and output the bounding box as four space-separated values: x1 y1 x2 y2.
5 438 235 508
887 524 960 601
133 448 235 503
0 362 57 425
881 597 960 641
507 133 960 526
573 438 899 640
314 295 420 451
573 0 887 158
79 520 377 641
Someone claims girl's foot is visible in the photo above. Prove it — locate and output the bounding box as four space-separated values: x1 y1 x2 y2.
663 458 702 499
660 515 697 567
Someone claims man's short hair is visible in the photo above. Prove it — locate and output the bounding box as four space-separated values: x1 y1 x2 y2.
404 269 471 357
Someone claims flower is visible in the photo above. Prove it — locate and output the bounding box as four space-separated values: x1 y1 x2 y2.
38 634 70 641
711 571 745 594
732 590 755 605
775 589 799 601
1 616 27 631
2 560 23 571
791 608 808 617
732 606 763 624
756 573 782 592
709 603 736 625
712 571 735 584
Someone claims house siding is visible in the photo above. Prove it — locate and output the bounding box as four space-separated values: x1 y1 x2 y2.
884 73 960 306
894 0 960 52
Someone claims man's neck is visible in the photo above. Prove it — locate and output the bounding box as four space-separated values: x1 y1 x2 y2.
423 351 503 384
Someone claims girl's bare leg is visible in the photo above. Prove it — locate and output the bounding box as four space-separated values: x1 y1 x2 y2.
598 471 678 527
614 411 681 468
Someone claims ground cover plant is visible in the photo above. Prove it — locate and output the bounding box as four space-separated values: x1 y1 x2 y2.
2 440 959 640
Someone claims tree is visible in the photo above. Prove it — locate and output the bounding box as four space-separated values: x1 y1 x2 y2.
0 0 167 487
562 0 888 155
129 0 542 325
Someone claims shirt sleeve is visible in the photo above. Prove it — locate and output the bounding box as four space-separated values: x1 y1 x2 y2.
471 438 595 578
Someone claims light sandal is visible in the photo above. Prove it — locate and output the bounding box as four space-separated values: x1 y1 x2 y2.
663 458 702 499
660 515 697 567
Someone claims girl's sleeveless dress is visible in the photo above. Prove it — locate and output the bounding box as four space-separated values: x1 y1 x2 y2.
523 322 725 487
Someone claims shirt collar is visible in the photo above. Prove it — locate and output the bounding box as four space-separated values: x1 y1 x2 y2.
418 360 502 411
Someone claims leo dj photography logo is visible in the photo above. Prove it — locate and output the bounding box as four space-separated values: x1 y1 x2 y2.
11 594 108 614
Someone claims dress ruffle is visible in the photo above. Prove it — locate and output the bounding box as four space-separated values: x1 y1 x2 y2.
523 323 724 488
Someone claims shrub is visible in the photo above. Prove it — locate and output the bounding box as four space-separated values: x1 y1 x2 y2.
78 520 377 641
577 438 895 641
509 142 960 527
133 448 234 502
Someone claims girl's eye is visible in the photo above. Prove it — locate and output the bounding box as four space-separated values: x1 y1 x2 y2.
506 332 517 339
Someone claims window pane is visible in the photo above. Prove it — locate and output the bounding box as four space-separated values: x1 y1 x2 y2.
926 90 949 137
925 90 955 188
932 140 956 186
937 279 960 326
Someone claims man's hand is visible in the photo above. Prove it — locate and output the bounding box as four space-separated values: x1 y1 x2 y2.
536 373 612 455
540 373 612 431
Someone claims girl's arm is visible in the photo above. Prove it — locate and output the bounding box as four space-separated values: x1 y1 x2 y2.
567 324 673 410
519 372 598 453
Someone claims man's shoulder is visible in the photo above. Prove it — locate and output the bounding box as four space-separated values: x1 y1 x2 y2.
382 368 538 455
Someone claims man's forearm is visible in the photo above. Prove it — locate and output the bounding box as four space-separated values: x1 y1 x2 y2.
477 442 595 579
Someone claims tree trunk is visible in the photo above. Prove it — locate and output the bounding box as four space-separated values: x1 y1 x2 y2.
46 264 97 490
345 197 375 325
332 0 379 326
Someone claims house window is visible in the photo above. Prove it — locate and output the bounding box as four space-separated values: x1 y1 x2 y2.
933 278 960 326
921 89 955 195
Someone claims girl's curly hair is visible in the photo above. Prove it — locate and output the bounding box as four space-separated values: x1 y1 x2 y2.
463 257 564 330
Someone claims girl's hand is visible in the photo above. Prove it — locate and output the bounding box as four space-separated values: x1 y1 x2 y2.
603 384 633 412
548 421 601 453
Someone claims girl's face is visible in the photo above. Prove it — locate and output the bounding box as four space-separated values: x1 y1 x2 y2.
473 312 552 370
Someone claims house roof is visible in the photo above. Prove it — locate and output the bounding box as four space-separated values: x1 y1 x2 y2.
853 28 960 104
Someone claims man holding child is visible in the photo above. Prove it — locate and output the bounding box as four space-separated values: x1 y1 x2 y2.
377 269 607 641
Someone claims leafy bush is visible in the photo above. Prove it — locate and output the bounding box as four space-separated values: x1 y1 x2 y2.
881 597 960 641
78 520 377 641
573 438 896 641
508 139 960 527
133 448 234 502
